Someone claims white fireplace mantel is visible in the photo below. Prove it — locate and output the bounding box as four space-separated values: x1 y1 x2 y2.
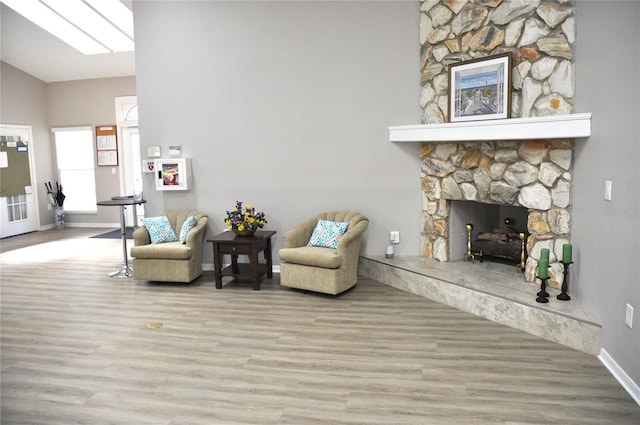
389 113 591 143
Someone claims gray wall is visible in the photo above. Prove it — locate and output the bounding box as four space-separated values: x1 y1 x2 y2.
1 62 52 226
133 1 422 262
133 0 639 386
0 64 136 227
573 1 640 386
47 77 137 225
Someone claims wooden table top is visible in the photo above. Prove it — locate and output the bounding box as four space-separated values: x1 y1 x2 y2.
207 230 276 242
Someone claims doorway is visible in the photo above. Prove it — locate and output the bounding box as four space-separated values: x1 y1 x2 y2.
116 96 143 227
0 124 38 238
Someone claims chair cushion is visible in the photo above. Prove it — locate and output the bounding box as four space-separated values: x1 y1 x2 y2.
130 241 192 260
307 219 349 249
279 246 342 269
179 215 197 244
141 216 178 244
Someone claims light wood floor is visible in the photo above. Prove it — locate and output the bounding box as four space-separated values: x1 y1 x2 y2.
1 228 639 424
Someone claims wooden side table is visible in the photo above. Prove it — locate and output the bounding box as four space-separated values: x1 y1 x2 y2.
207 230 276 290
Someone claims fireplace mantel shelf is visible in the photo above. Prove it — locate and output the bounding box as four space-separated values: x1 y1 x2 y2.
389 113 591 143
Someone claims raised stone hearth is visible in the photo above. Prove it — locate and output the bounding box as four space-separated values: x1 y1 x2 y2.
358 256 601 355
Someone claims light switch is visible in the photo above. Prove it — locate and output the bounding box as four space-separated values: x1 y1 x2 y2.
604 180 612 201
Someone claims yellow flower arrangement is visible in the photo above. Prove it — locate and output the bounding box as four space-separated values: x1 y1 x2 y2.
224 201 267 232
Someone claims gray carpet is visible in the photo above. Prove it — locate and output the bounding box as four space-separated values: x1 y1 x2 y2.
91 227 135 239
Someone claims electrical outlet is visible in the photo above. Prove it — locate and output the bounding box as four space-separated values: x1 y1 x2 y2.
625 304 633 328
605 180 612 201
390 231 400 244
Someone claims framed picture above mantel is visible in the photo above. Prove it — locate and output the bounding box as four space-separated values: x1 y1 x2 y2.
448 53 511 123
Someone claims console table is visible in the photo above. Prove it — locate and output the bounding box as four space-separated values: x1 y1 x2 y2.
96 197 146 278
207 230 276 290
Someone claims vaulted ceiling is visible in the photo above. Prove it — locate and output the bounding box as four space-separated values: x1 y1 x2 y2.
0 2 135 83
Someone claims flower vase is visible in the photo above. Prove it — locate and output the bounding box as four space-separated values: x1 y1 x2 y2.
232 228 255 236
54 206 65 229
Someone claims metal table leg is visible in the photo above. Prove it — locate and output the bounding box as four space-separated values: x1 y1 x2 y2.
108 205 133 278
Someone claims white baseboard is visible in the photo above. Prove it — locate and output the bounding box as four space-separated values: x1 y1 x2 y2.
64 222 120 228
40 223 120 230
599 348 640 406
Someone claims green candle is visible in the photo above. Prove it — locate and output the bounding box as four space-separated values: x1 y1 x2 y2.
538 260 549 279
562 244 572 263
540 248 550 262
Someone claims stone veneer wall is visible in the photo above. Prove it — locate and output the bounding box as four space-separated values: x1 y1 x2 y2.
419 0 576 287
420 139 573 285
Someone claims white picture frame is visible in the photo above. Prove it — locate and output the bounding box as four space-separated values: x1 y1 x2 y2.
448 53 511 123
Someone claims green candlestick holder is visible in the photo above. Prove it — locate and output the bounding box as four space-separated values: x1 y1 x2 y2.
557 261 573 301
536 276 549 303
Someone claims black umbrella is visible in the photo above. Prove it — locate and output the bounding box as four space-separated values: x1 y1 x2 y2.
55 182 65 207
44 181 65 207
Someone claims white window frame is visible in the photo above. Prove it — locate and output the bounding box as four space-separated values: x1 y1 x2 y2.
52 126 97 213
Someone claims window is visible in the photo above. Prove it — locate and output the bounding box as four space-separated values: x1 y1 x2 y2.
6 194 27 222
53 127 97 212
115 96 138 125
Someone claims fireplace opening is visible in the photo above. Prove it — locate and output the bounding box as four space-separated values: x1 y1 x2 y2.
449 201 528 267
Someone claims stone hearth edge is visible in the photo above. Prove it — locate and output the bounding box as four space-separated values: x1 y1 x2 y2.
358 255 601 355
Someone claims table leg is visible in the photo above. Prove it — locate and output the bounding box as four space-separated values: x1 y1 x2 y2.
231 254 239 274
213 242 223 289
108 205 133 278
132 204 138 229
250 246 260 290
265 236 273 279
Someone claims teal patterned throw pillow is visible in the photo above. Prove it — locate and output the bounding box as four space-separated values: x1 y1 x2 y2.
307 219 349 249
179 215 197 244
142 216 178 244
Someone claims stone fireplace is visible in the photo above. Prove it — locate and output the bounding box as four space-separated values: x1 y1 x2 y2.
359 0 600 355
381 113 594 353
391 114 590 288
419 138 573 286
402 0 588 288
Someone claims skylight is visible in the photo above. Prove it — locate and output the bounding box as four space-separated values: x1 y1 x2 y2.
1 0 134 55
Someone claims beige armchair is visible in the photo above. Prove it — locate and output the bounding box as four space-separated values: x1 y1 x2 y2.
131 211 208 283
279 211 369 295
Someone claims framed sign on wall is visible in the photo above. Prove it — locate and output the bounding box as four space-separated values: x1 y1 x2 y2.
96 125 118 166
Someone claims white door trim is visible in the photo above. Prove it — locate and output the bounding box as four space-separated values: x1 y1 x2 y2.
0 124 40 237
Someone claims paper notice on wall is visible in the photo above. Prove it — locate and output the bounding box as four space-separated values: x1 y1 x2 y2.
0 151 8 168
169 145 181 156
97 135 108 150
97 150 118 166
97 135 117 150
105 135 117 149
